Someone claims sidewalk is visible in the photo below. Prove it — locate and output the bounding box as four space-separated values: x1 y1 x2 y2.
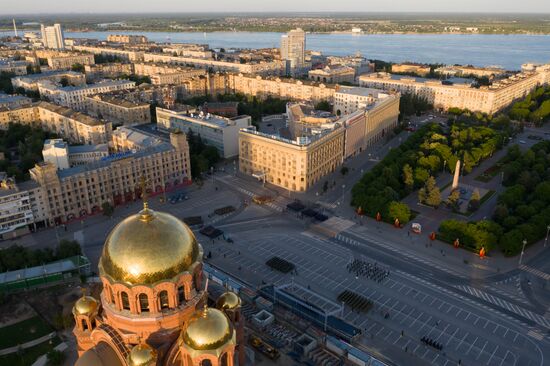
0 332 56 356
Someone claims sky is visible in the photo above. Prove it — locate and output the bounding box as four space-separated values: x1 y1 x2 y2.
2 0 550 14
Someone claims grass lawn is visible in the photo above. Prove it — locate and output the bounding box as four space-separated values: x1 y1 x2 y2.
0 316 53 349
0 336 60 366
475 158 506 183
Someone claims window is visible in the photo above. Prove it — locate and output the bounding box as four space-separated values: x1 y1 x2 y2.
139 293 149 312
177 286 185 304
201 360 212 366
81 319 88 331
159 290 170 310
121 292 130 310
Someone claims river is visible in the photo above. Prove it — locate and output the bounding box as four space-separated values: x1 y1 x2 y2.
4 30 550 70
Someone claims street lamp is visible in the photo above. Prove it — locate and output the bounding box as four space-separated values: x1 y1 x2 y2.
519 239 527 266
545 225 550 248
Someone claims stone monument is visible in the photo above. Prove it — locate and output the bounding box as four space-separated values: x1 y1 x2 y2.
452 160 461 190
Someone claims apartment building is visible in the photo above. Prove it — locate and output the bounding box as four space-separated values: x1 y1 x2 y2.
29 131 191 225
435 65 506 78
133 62 205 78
391 63 431 76
326 55 375 76
0 102 112 145
86 94 151 125
239 125 345 192
0 59 28 75
41 24 65 50
107 34 148 44
84 63 134 81
42 139 109 170
334 86 399 116
34 50 95 70
281 28 306 72
142 52 285 76
162 44 212 59
111 126 164 152
0 173 35 238
71 45 145 62
229 74 335 104
308 65 356 84
0 93 31 109
359 69 547 114
37 79 136 110
157 108 251 158
12 70 86 91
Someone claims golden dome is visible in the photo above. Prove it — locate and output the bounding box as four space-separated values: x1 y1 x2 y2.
99 207 200 285
216 291 241 310
74 295 99 316
127 344 157 366
182 307 233 350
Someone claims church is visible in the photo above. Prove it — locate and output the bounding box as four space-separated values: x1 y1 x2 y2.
72 196 244 366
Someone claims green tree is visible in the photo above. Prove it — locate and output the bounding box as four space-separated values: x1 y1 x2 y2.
402 164 414 193
101 202 114 217
314 100 331 111
386 201 411 224
59 76 69 87
468 189 481 212
446 189 460 210
419 176 441 207
71 63 85 73
340 166 349 176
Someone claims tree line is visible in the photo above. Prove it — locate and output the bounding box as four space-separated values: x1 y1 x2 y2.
0 240 82 272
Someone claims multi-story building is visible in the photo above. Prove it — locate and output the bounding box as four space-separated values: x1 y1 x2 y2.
0 93 31 109
239 125 345 192
111 126 164 152
326 55 375 76
281 28 306 72
229 73 335 104
0 102 112 145
142 53 285 76
359 69 548 114
37 79 136 110
107 34 148 44
0 59 28 75
157 108 251 158
32 50 95 70
41 23 65 50
133 62 206 79
435 65 506 78
30 131 191 225
42 139 109 170
12 70 87 91
308 65 356 84
162 43 213 59
334 86 399 116
0 173 35 239
71 45 145 62
150 72 196 86
391 63 431 76
83 63 134 81
86 94 151 126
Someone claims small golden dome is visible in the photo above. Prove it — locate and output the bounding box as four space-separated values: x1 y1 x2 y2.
127 344 157 366
99 207 200 284
216 291 241 310
74 295 99 316
182 307 233 350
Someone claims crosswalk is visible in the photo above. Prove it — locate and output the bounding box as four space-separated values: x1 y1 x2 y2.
334 232 465 278
527 328 545 341
216 175 286 212
519 264 550 281
455 284 550 330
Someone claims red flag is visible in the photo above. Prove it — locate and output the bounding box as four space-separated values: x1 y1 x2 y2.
479 247 486 259
376 212 381 221
454 238 460 248
430 232 436 241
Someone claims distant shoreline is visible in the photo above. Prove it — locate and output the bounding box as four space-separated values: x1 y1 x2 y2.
2 28 550 36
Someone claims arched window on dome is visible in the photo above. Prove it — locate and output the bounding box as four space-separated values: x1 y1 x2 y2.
159 290 170 310
81 319 88 331
200 360 212 366
220 352 229 366
121 291 130 311
177 286 185 305
108 286 114 304
139 293 149 312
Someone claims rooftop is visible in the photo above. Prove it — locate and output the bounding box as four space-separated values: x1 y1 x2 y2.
68 144 109 154
87 94 149 108
37 101 106 127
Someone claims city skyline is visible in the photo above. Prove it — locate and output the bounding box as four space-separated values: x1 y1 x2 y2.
1 0 550 14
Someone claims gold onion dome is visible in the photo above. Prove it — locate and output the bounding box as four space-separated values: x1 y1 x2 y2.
182 307 233 350
74 294 99 315
127 344 157 366
99 206 199 284
216 291 241 310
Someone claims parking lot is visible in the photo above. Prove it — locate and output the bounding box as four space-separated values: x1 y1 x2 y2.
201 226 545 366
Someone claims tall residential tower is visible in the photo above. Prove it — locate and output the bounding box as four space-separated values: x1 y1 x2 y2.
41 23 65 50
281 28 306 74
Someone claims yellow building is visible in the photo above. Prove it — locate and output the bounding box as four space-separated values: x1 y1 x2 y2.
30 132 191 225
86 95 151 125
308 65 356 84
239 126 345 192
391 63 431 76
0 102 112 145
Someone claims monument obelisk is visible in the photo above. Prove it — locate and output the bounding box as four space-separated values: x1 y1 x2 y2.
452 160 461 190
